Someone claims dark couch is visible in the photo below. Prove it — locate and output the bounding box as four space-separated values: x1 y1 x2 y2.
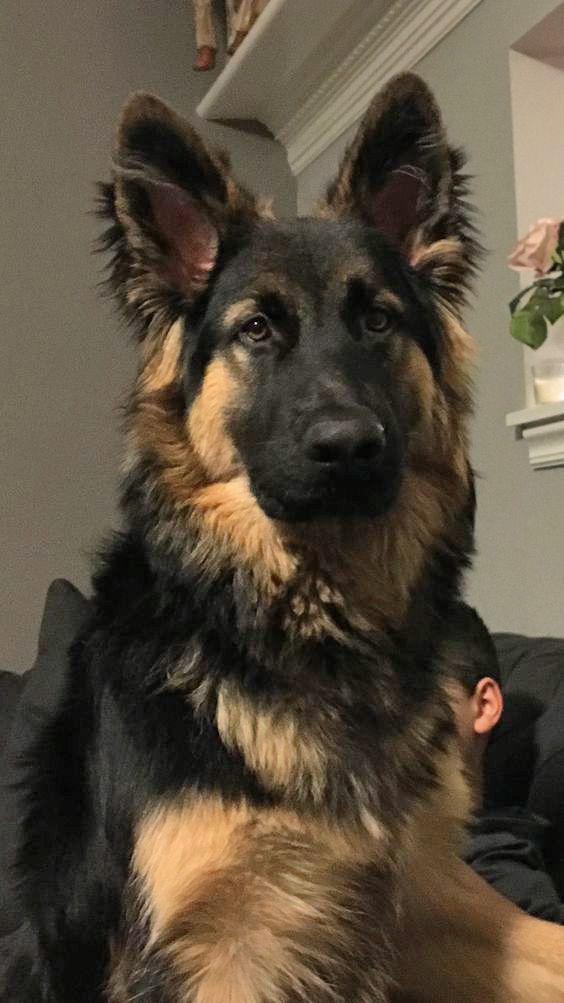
485 632 564 898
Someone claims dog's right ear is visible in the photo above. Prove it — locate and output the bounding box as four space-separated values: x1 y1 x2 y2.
321 74 479 313
103 93 255 330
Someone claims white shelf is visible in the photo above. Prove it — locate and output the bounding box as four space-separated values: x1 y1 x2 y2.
506 402 564 470
197 0 485 175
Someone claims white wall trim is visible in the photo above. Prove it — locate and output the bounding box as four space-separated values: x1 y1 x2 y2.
522 419 564 470
506 403 564 469
279 0 484 176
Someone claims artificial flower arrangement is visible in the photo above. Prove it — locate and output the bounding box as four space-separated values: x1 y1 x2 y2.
508 219 564 348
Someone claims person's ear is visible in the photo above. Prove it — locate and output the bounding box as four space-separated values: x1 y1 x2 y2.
473 677 503 735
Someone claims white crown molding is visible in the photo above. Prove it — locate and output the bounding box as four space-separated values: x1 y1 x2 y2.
279 0 484 175
197 0 484 177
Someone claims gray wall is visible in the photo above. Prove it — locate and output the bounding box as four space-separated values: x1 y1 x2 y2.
1 1 295 672
298 0 564 638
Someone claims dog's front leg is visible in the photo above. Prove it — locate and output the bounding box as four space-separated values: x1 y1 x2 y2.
396 852 564 1002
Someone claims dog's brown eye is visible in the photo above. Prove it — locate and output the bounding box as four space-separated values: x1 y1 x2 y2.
364 308 391 335
240 314 272 343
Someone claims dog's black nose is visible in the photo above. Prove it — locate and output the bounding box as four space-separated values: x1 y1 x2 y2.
304 416 386 470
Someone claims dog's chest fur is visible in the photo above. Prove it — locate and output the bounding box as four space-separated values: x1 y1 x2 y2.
110 797 399 1003
91 534 461 1003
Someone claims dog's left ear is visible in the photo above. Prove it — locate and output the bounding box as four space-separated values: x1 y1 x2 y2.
324 74 478 308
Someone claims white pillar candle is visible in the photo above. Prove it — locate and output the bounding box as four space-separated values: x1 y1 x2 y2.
533 361 564 403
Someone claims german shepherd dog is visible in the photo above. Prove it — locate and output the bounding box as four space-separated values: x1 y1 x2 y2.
14 74 564 1003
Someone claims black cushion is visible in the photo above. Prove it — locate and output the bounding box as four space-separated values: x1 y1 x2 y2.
486 632 564 897
0 673 25 760
0 579 90 938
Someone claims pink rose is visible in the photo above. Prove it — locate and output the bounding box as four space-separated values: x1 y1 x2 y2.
508 218 560 276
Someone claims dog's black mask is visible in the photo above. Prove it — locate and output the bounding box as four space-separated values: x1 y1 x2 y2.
188 218 444 522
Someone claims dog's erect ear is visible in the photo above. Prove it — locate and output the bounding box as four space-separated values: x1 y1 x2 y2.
326 74 450 250
103 93 256 330
324 74 479 307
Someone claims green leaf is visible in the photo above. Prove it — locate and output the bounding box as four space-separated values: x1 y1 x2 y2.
525 285 564 325
510 309 547 349
543 295 564 325
533 275 564 292
509 284 534 315
509 275 564 319
528 286 550 304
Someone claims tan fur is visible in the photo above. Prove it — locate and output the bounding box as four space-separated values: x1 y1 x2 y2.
398 778 564 1002
222 298 258 330
282 575 350 642
131 331 297 591
377 472 461 606
131 798 389 1003
120 744 564 1003
256 195 275 219
311 197 336 220
401 731 473 866
188 357 242 480
316 464 465 629
398 340 436 432
439 303 476 400
410 236 463 273
438 306 475 486
140 319 184 393
331 276 405 316
215 681 329 802
378 289 405 313
190 476 297 589
130 410 296 594
393 733 564 1002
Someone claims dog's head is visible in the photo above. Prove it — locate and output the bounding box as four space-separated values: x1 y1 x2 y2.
102 74 478 584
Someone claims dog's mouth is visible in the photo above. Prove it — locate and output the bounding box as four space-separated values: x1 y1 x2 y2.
239 410 405 523
249 466 404 523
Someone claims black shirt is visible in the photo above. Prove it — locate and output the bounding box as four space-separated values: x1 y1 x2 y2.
465 807 564 925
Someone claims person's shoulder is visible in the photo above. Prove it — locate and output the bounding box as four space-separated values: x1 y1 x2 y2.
470 807 550 842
